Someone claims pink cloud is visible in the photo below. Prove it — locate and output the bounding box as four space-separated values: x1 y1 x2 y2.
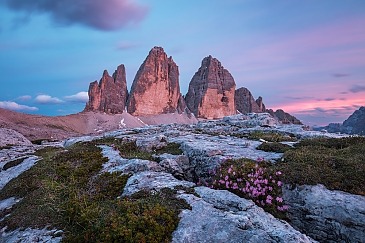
230 16 365 83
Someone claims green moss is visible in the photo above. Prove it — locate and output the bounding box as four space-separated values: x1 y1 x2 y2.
273 137 365 195
296 136 365 149
247 131 297 142
155 142 183 155
256 142 292 153
2 157 26 171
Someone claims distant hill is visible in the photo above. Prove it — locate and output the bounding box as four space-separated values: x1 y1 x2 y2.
316 106 365 135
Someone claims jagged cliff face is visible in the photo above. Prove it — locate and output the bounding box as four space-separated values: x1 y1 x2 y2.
127 47 183 116
84 65 128 114
235 87 263 113
342 106 365 135
185 56 236 119
256 96 266 112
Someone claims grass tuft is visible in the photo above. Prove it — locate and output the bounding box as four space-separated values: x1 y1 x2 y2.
247 131 297 142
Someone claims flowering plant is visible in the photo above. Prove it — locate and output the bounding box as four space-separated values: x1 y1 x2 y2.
206 158 288 217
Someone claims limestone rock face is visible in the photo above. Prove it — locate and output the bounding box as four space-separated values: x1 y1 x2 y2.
127 47 183 116
267 109 302 125
84 65 128 114
185 56 236 119
235 87 262 113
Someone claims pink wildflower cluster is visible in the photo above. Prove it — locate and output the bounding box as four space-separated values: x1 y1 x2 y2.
209 159 289 213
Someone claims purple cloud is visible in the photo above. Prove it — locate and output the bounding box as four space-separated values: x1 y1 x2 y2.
285 96 313 100
333 73 350 78
2 0 148 31
349 84 365 93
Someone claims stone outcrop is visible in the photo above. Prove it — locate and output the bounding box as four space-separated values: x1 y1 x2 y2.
235 87 264 113
0 128 33 147
185 56 236 119
84 65 128 114
127 47 184 116
283 184 365 242
267 109 302 125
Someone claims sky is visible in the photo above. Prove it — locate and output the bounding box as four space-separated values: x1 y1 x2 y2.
0 0 364 126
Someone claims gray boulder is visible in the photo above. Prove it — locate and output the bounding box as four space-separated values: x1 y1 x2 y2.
0 129 32 147
283 184 365 242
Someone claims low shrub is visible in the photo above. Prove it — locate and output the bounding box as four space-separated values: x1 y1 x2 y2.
154 142 183 155
274 137 365 196
256 142 292 153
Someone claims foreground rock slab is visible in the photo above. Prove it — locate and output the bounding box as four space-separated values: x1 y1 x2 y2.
172 187 315 243
283 184 365 243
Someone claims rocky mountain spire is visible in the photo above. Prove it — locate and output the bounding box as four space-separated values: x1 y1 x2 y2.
84 64 128 114
255 96 266 112
235 87 262 113
127 46 184 116
185 55 236 119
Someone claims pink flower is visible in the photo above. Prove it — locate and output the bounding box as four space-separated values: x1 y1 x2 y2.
276 171 282 176
277 181 282 187
225 181 230 189
225 175 229 181
219 180 225 184
228 167 232 174
276 197 283 203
